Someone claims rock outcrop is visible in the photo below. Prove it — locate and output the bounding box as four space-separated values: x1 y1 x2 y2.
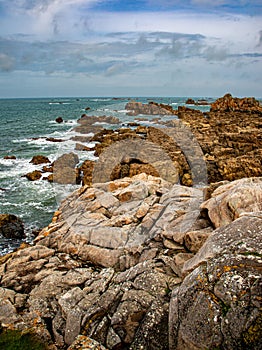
0 176 261 349
125 101 176 116
201 177 262 228
1 95 262 349
74 115 120 134
210 93 262 113
170 213 262 350
0 214 25 239
176 102 262 183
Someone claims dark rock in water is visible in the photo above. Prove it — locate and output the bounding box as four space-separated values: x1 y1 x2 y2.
196 99 209 105
185 98 195 104
29 155 50 165
44 174 53 182
127 122 140 127
24 170 42 181
85 106 91 111
42 165 53 173
0 214 25 239
55 117 63 123
46 137 64 143
4 155 16 160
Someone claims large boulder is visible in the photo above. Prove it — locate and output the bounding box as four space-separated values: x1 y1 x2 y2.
169 213 262 350
0 214 25 239
53 153 80 184
201 177 262 228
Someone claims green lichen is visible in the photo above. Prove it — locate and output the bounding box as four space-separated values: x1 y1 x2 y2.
0 329 47 350
242 313 262 348
220 301 231 317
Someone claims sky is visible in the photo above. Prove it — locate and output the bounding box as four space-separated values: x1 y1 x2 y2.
0 0 261 97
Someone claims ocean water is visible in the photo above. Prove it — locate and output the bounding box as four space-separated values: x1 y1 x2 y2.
0 96 212 254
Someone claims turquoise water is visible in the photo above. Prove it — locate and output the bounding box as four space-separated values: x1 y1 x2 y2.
0 96 212 254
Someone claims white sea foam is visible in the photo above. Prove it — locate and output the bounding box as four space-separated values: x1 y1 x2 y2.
89 98 112 102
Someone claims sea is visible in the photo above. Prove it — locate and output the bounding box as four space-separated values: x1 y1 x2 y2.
0 96 212 255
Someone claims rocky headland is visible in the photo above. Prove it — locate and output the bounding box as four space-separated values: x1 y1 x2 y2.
1 94 262 349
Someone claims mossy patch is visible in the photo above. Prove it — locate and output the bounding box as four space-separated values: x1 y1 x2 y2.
0 329 47 350
242 313 262 348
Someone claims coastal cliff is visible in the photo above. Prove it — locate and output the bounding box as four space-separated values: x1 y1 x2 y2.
0 94 261 349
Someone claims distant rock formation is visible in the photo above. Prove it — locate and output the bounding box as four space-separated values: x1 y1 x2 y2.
125 101 176 116
210 93 262 113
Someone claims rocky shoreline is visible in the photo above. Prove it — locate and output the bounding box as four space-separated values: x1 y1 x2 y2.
0 94 262 349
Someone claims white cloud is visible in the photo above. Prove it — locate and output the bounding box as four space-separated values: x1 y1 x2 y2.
0 53 15 71
0 0 261 97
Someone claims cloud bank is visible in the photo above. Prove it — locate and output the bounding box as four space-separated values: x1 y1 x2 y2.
0 0 261 97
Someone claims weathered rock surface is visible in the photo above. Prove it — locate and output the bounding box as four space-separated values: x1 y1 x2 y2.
185 98 209 105
210 93 262 113
201 177 262 228
170 213 262 350
30 155 51 165
1 175 261 349
126 101 176 116
176 100 262 183
0 214 25 239
78 159 95 186
53 153 80 185
0 174 208 349
24 169 42 181
74 115 120 134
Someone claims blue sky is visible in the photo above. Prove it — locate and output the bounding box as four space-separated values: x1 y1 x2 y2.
0 0 261 97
